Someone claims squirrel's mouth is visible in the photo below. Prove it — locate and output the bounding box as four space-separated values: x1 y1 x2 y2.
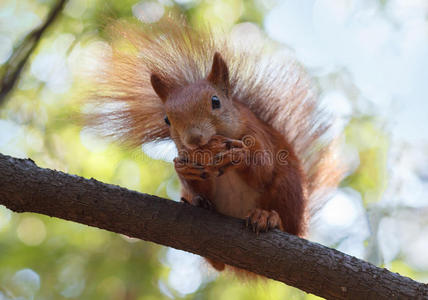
183 140 209 150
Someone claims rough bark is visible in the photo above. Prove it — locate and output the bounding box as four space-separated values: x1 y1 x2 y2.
0 153 426 300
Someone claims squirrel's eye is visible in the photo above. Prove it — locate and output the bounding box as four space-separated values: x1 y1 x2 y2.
211 95 221 109
164 116 170 126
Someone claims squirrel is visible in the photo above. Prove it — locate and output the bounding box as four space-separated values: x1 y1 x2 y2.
85 17 343 272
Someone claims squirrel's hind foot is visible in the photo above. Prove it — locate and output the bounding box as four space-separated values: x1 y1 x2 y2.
245 209 283 234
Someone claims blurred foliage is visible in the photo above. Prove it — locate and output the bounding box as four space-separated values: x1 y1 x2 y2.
0 0 427 299
343 117 389 205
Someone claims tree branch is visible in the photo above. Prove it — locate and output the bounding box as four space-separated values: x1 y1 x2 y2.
0 153 426 299
0 0 68 105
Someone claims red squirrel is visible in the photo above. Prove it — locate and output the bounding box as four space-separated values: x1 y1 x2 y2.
86 17 343 271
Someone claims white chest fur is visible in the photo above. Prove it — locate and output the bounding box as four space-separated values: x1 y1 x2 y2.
212 170 259 219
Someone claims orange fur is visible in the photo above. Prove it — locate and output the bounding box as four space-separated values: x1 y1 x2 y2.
85 16 344 272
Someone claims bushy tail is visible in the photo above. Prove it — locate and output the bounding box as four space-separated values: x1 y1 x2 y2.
85 16 344 213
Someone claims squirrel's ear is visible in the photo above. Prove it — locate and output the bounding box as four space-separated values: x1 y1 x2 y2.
151 73 172 103
207 52 230 97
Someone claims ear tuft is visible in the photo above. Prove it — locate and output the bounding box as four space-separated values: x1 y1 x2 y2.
151 73 171 103
207 52 230 97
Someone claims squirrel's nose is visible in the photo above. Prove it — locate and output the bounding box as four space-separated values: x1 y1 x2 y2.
184 128 206 149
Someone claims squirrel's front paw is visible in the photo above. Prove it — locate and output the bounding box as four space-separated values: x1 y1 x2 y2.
174 157 213 181
193 195 215 210
213 147 248 176
206 135 245 153
178 135 247 176
245 209 283 234
181 195 215 210
204 135 248 176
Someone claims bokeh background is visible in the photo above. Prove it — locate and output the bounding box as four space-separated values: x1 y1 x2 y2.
1 0 428 299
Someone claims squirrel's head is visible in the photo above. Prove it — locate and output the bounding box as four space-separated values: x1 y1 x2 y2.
150 52 242 150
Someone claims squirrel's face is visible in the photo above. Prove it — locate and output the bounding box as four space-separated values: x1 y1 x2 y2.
163 82 240 149
151 52 242 150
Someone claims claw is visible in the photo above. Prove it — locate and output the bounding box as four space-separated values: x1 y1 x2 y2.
180 197 190 205
214 154 222 164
